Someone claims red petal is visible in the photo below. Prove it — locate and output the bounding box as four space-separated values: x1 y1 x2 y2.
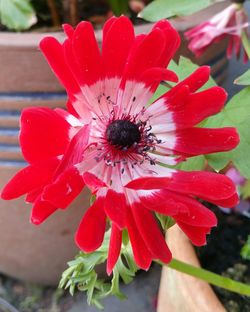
126 207 152 270
122 28 166 83
75 197 106 252
140 189 217 227
140 68 178 91
55 125 90 176
184 87 227 125
72 21 101 85
40 37 81 97
1 157 59 200
30 197 57 225
26 188 43 203
103 16 117 39
102 16 134 78
205 192 239 208
177 221 211 246
63 23 74 38
166 66 211 98
83 172 107 194
139 189 179 216
104 190 127 229
42 167 85 209
174 127 239 156
127 171 237 202
107 224 122 275
153 20 180 67
20 107 70 163
131 203 172 264
160 86 227 129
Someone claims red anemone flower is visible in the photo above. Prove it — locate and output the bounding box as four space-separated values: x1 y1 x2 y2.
1 17 239 274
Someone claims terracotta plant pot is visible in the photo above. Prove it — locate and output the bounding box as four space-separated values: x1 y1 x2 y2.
0 1 229 286
0 31 88 286
157 226 226 312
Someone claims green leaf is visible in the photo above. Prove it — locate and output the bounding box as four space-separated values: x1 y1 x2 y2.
241 235 250 261
204 87 250 178
156 214 176 231
234 69 250 86
240 180 250 199
139 0 211 22
0 0 37 30
179 155 206 171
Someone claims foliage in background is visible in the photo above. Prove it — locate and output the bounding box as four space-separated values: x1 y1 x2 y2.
139 0 212 22
0 0 37 30
235 69 250 86
241 235 250 261
107 0 128 16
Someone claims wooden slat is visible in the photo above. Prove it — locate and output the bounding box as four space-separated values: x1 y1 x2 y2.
0 146 22 161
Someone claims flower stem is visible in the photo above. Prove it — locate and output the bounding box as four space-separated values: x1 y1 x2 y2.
159 258 250 296
241 29 250 59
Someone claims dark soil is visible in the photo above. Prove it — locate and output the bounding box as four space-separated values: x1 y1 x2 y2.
196 207 250 312
0 273 78 312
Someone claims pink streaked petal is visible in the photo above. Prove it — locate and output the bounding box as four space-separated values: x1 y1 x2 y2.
126 206 152 270
174 127 239 156
42 167 85 209
132 202 172 263
105 190 127 229
20 107 71 163
72 21 102 85
102 16 135 78
30 197 57 225
75 196 106 252
1 157 59 200
227 36 234 59
83 172 107 194
39 37 81 97
177 222 211 246
107 224 122 275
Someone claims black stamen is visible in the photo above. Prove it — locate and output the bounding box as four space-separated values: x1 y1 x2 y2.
106 119 141 149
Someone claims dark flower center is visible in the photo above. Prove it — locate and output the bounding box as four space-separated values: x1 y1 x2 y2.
106 119 141 149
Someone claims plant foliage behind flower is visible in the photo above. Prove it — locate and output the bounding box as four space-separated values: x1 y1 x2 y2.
0 0 37 30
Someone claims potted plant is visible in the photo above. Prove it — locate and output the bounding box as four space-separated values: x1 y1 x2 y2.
0 0 231 286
